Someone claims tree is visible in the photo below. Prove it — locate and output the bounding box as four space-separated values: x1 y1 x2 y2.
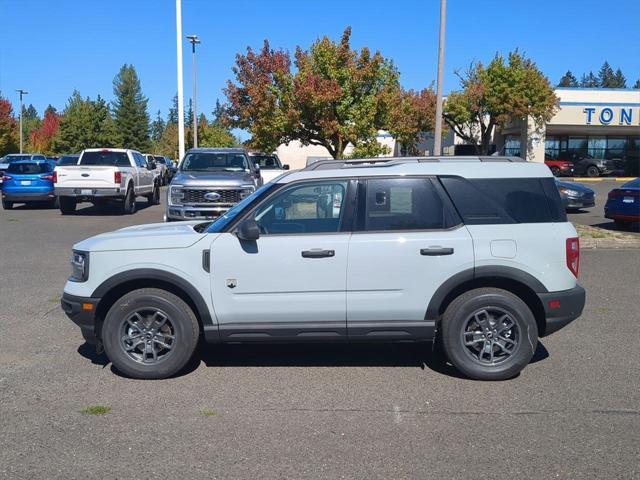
558 70 578 87
112 64 151 151
634 79 640 89
167 94 179 125
613 68 627 88
225 27 401 158
211 99 225 124
598 62 616 87
44 104 57 115
150 110 166 143
21 103 41 146
29 108 60 154
0 93 19 156
156 122 179 159
387 87 437 155
443 50 558 155
580 71 599 87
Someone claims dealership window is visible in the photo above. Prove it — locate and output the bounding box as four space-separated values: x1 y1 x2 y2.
587 137 607 158
504 136 521 157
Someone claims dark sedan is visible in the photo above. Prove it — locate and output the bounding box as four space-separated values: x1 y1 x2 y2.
604 178 640 227
556 179 595 211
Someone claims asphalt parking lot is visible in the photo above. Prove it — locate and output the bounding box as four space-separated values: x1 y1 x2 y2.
565 178 640 236
1 190 639 479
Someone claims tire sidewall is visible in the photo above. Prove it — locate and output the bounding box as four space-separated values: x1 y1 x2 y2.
102 290 198 379
586 165 599 177
442 290 538 380
123 186 136 214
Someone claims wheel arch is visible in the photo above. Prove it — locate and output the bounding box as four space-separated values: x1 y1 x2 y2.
426 267 547 335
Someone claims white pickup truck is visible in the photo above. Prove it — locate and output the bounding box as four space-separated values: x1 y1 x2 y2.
54 148 160 215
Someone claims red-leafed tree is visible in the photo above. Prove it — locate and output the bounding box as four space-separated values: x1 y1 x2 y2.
29 108 60 155
0 93 19 156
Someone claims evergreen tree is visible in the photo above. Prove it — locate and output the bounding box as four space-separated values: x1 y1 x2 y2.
150 110 166 143
558 70 578 87
21 103 41 146
211 99 225 125
613 68 627 88
112 64 151 152
167 94 179 124
634 79 640 89
598 61 616 87
580 71 599 88
45 104 57 115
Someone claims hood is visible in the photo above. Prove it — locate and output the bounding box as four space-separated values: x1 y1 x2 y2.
74 221 210 252
556 180 594 194
172 170 254 187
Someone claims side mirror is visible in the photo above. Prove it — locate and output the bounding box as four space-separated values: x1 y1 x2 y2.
236 218 260 241
254 163 261 174
148 161 156 170
283 164 290 170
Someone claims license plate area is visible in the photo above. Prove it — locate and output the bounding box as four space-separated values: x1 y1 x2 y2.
20 180 32 185
623 196 634 203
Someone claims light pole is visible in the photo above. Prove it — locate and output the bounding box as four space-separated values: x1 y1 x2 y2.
175 0 185 160
186 34 200 149
433 0 447 156
16 89 28 153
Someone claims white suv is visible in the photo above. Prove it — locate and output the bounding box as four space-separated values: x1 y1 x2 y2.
61 156 585 380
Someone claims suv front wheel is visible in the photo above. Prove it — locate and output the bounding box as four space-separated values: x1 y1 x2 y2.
440 288 538 381
102 288 200 379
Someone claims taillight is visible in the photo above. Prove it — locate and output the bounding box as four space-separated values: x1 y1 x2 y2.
566 237 580 278
608 190 621 199
52 171 57 183
2 175 12 181
41 174 54 181
114 171 122 184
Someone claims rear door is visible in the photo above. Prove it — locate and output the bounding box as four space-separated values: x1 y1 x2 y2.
346 177 474 340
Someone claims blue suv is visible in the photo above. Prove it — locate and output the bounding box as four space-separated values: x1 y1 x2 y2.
1 160 58 209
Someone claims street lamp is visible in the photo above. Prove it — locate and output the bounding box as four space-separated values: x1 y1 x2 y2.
16 89 28 153
175 0 185 161
186 34 201 149
433 0 447 156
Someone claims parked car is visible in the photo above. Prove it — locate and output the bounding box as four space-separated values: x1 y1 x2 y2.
556 179 595 211
572 156 625 177
545 158 574 177
62 155 585 381
165 148 262 221
1 159 58 209
604 178 640 227
57 154 80 166
54 148 159 215
248 152 290 183
154 155 176 183
145 153 167 185
0 153 47 185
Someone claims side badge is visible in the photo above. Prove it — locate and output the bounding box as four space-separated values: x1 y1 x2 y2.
226 279 237 289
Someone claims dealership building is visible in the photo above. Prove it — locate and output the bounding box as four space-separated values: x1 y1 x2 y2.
277 87 640 171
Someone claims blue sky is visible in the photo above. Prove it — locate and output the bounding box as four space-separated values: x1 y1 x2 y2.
1 0 639 121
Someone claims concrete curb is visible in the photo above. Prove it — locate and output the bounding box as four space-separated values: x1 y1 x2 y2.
565 177 636 182
580 237 640 249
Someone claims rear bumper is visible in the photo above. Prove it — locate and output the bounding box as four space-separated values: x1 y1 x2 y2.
2 191 55 202
537 285 586 336
55 187 123 198
61 292 100 344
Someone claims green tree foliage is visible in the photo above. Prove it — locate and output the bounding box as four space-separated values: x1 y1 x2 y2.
558 70 578 87
112 64 151 151
155 122 179 159
167 94 179 125
387 88 437 154
224 27 405 159
21 103 41 146
150 110 166 143
346 139 390 159
52 91 117 154
613 68 627 88
0 93 19 156
443 50 558 155
598 61 616 87
580 71 599 87
634 79 640 89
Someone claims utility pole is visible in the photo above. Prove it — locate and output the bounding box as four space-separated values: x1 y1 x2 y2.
186 34 201 149
175 0 185 160
433 0 447 156
16 89 28 153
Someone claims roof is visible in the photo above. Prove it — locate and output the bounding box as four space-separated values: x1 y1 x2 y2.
277 156 552 183
186 147 247 154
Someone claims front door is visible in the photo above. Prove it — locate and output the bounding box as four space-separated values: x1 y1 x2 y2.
346 177 474 340
210 179 354 341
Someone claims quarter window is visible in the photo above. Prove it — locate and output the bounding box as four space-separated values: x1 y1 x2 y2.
363 178 453 231
254 181 348 234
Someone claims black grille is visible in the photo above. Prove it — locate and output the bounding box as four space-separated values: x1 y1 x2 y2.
183 188 241 205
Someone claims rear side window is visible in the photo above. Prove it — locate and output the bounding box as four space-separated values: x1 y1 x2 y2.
363 178 459 231
80 151 130 167
7 162 51 174
440 176 566 224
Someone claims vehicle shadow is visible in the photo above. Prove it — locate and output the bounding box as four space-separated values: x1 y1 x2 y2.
593 220 640 233
71 201 154 216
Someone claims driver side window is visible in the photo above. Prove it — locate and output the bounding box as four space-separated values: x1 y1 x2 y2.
254 181 348 235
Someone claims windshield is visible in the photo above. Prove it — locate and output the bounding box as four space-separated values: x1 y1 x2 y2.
206 183 276 233
58 155 79 166
80 151 130 166
4 155 32 163
8 162 52 174
250 154 282 169
181 152 248 172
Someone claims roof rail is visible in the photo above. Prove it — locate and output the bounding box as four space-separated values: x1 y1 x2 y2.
303 156 526 170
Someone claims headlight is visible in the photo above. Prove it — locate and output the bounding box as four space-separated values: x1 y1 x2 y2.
240 185 255 199
70 251 89 282
170 186 184 205
559 187 579 197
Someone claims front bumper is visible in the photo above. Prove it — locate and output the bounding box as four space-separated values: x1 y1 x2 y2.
61 292 101 344
166 205 231 221
55 187 124 198
2 191 55 202
537 285 586 336
565 197 595 209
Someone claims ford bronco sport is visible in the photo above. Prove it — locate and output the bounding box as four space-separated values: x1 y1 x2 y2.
61 156 585 380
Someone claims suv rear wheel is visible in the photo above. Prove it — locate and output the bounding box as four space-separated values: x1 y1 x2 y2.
440 288 538 381
102 288 200 379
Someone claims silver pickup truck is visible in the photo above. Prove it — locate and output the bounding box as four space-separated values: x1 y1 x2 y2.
165 148 262 221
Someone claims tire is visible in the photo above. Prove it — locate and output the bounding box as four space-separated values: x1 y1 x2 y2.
148 183 160 205
122 185 136 215
440 288 538 381
586 165 600 177
550 166 560 176
59 196 77 215
2 200 13 210
102 288 200 380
